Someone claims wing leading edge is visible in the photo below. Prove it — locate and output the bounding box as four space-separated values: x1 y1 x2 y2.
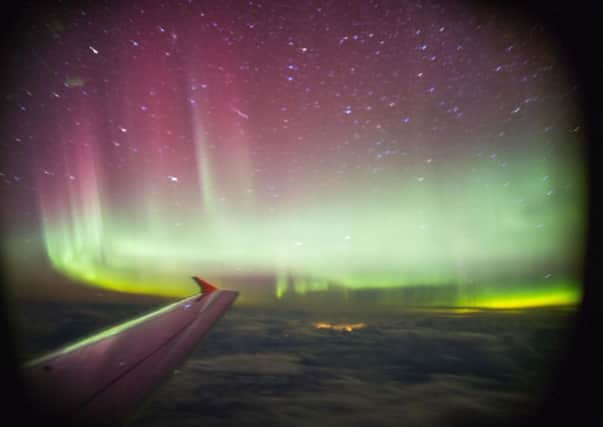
22 277 238 425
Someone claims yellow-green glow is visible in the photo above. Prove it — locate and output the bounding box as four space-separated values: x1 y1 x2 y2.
0 1 587 314
275 278 581 309
30 143 585 309
456 282 581 309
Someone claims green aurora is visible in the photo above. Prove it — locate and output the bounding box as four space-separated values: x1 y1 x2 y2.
31 137 585 308
1 2 587 310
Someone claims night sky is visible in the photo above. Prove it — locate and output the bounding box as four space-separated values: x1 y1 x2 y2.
1 0 586 308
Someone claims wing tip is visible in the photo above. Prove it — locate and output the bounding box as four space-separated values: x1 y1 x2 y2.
192 276 218 294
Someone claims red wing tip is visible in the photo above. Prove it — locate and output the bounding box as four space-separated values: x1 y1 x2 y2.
192 276 218 294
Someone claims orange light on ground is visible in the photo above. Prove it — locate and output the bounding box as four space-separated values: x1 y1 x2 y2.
313 322 367 332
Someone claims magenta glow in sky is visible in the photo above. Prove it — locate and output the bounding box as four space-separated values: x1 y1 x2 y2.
1 0 585 304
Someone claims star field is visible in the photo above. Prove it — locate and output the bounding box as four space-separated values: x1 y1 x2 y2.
0 0 586 306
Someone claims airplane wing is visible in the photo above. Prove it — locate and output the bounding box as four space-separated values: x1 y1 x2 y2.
21 277 238 425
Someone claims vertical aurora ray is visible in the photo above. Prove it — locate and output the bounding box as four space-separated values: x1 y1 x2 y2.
1 1 586 308
191 107 216 216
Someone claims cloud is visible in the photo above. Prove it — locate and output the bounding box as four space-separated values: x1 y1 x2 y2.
187 353 303 376
129 306 570 427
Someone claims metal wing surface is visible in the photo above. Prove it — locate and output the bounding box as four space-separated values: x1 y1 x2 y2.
22 277 238 425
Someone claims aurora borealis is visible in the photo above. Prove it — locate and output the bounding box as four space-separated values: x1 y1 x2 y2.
1 0 586 307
